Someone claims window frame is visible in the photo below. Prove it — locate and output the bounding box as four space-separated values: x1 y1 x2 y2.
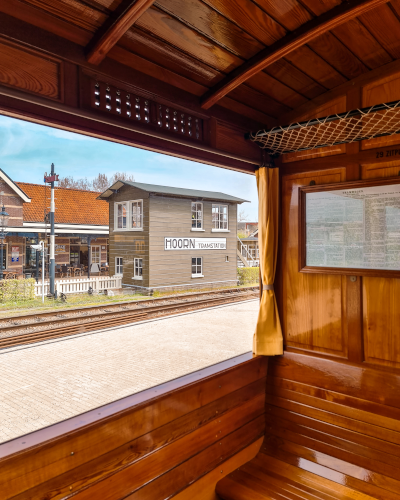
115 257 123 276
114 199 143 232
133 257 143 280
191 202 204 231
131 200 143 230
211 204 229 232
91 245 101 264
191 256 203 278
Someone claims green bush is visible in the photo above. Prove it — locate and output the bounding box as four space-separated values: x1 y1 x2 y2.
237 267 259 285
0 278 36 302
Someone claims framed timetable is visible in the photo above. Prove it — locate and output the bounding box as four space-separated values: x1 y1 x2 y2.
298 177 400 277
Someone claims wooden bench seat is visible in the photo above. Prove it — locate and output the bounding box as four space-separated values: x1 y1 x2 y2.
217 450 379 500
216 352 400 500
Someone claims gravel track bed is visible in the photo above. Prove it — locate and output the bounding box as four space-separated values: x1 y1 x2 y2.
0 291 258 339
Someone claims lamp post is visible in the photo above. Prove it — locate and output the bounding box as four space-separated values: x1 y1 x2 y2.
0 202 10 280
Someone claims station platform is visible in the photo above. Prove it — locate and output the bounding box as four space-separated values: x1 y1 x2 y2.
0 299 258 443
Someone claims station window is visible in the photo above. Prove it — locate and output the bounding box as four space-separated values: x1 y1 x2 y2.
191 257 203 277
212 204 228 230
114 200 143 231
116 202 127 229
191 202 203 229
134 258 143 279
131 200 143 229
115 257 123 275
91 245 100 264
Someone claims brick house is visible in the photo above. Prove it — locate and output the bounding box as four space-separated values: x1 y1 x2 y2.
0 169 109 276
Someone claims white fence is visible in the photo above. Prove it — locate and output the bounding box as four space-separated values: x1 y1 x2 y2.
34 276 122 297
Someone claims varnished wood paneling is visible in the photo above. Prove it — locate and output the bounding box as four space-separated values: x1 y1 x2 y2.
361 161 400 369
172 438 263 500
282 169 348 357
362 73 400 150
217 352 400 500
0 356 267 500
0 39 61 100
282 96 347 163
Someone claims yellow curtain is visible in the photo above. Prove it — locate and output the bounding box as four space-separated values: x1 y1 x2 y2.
253 166 283 356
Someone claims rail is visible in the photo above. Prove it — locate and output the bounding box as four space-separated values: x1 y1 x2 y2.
0 286 259 349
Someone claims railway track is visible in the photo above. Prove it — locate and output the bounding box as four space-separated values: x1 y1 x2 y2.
0 286 259 349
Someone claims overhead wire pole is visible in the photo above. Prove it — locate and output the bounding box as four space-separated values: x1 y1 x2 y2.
44 164 59 298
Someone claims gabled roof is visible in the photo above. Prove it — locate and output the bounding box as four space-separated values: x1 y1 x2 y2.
0 169 31 203
16 183 109 226
98 181 249 204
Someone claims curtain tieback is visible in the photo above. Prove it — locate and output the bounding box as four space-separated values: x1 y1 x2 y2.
263 284 274 291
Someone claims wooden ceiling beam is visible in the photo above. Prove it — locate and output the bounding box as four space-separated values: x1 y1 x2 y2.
201 0 389 110
86 0 156 65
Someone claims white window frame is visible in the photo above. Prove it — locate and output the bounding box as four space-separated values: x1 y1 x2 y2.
191 257 203 278
115 257 123 276
133 258 143 280
91 245 101 264
191 202 204 231
115 202 128 230
212 204 229 232
114 200 143 232
131 200 143 229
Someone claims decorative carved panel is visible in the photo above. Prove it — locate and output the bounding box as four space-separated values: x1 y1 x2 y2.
90 79 203 141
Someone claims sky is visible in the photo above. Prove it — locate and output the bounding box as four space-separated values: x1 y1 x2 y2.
0 115 258 220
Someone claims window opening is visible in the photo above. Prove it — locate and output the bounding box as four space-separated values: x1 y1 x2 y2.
191 202 203 229
134 258 143 279
131 200 143 229
115 257 123 275
116 202 127 229
91 245 100 264
212 204 228 230
191 257 203 277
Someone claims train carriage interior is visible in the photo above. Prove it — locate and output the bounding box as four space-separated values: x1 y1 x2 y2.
1 0 400 499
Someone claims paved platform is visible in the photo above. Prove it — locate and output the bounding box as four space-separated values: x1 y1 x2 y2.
0 300 259 443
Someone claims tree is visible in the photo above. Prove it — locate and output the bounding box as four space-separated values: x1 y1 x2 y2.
58 176 92 190
238 209 250 222
92 173 109 192
57 172 135 192
109 171 135 185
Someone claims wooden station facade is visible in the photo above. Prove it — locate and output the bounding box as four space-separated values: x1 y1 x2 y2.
99 180 245 290
1 0 400 499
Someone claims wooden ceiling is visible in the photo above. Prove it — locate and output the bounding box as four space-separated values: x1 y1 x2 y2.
2 0 399 127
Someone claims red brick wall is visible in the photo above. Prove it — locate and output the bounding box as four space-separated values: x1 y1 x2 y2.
0 181 24 227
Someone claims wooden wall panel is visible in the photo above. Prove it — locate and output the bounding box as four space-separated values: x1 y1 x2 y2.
217 352 400 500
212 120 261 162
282 168 348 358
0 355 267 500
281 97 346 164
362 161 400 369
362 73 400 150
0 38 61 100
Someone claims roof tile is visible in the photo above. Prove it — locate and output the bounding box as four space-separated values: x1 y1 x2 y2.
16 183 109 225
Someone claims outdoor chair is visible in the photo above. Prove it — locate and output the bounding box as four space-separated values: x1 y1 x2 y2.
60 265 70 278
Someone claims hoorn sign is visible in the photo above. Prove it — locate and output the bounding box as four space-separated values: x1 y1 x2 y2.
164 237 227 250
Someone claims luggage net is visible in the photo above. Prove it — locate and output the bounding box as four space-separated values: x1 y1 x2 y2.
246 100 400 155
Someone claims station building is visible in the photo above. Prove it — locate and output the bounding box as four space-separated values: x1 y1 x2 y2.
98 181 247 290
0 169 109 276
